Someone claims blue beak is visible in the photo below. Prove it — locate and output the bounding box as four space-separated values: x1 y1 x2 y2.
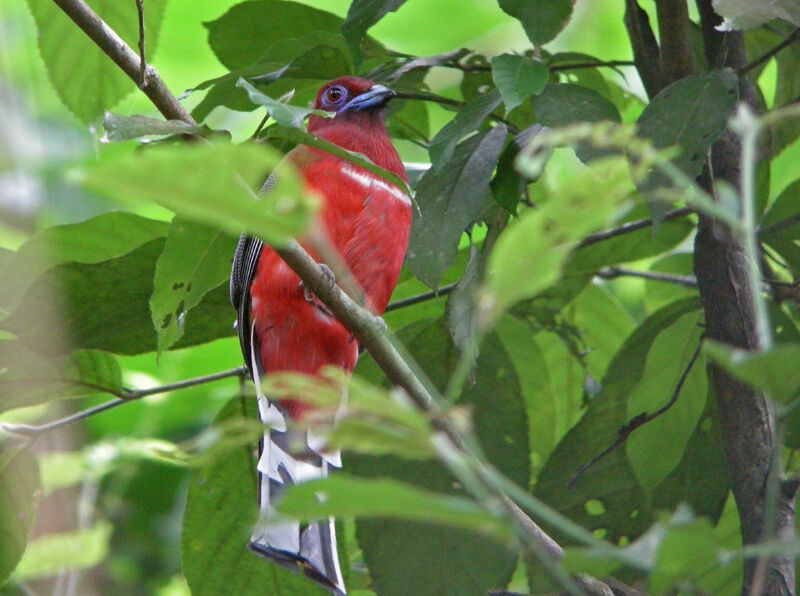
340 84 396 113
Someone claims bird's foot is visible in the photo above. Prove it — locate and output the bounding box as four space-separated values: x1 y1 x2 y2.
300 264 336 303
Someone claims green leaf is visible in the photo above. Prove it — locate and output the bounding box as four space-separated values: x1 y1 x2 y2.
102 112 206 142
490 54 549 113
644 253 697 313
498 0 576 46
704 340 800 404
0 212 167 312
0 448 40 586
342 0 408 66
490 139 527 213
636 70 739 221
79 142 315 246
25 0 167 123
531 83 622 163
150 219 239 354
204 1 344 71
12 521 112 581
0 346 122 412
482 156 630 322
351 319 530 596
182 396 327 596
428 90 503 168
2 240 163 355
768 31 800 156
278 474 510 539
625 310 707 496
536 299 701 544
237 78 323 128
406 125 507 289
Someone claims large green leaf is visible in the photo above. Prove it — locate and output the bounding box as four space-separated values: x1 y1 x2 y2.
25 0 167 123
0 212 167 312
204 1 343 71
80 142 314 246
625 310 707 496
150 219 239 354
531 83 622 163
406 125 507 288
342 0 407 66
182 396 327 596
2 239 164 355
536 298 702 544
491 54 548 113
0 346 122 412
498 0 575 46
350 318 530 596
0 448 40 586
769 28 800 157
636 70 739 221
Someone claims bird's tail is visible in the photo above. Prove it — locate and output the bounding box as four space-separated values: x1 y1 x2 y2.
249 329 346 595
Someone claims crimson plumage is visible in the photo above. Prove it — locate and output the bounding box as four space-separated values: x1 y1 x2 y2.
229 77 411 594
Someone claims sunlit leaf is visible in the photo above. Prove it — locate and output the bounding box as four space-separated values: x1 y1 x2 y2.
79 142 316 246
278 474 510 539
25 0 167 123
12 521 112 581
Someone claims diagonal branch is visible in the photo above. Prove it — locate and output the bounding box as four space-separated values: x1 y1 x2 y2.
51 0 196 124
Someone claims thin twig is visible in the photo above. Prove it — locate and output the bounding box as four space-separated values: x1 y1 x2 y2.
384 283 457 312
1 367 246 436
550 59 635 72
51 0 195 124
738 28 800 76
568 340 703 487
577 207 692 249
598 266 698 287
135 0 146 88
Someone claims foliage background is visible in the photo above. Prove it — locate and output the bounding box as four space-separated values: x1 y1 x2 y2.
1 0 799 595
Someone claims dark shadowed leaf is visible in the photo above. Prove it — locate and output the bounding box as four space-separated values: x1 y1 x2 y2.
0 346 122 412
498 0 575 46
406 125 507 288
0 448 40 586
342 0 407 66
182 396 327 596
531 83 622 162
0 212 167 312
490 139 527 213
636 70 739 221
428 91 503 168
150 219 239 354
491 54 549 113
536 299 701 544
350 318 529 596
25 0 167 123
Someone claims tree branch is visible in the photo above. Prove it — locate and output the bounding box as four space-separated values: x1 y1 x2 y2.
51 0 196 124
739 28 800 76
654 0 698 81
577 207 691 249
597 266 697 287
624 0 669 98
1 367 247 436
394 91 521 134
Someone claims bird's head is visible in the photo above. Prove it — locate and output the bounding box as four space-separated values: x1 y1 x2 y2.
313 76 396 115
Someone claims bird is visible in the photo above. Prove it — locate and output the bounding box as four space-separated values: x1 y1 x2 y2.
229 76 412 595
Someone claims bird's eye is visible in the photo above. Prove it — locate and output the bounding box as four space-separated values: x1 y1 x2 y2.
326 86 345 103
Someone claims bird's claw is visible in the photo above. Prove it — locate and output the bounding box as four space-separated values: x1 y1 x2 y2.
300 264 336 303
